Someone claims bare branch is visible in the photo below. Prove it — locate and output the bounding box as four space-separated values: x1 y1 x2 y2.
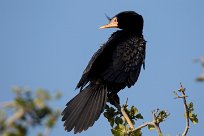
6 108 24 126
152 110 163 135
0 101 16 108
121 106 134 129
114 101 135 130
130 122 151 132
129 110 163 136
43 127 51 136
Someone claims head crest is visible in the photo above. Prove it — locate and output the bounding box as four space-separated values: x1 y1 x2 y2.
105 13 111 21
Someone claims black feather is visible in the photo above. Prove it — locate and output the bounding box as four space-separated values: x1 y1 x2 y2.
62 84 107 133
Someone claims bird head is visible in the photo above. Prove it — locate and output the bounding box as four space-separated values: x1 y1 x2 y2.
100 11 143 34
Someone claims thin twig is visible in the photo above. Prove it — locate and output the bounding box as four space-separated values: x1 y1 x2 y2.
125 98 128 105
180 84 190 136
175 83 190 136
175 95 188 99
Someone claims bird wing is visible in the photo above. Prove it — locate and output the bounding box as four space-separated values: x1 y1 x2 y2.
76 31 146 90
101 35 146 88
76 32 121 90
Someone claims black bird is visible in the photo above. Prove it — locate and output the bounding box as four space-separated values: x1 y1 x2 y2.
62 11 146 133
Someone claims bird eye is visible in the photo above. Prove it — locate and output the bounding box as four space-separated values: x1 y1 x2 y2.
112 18 117 23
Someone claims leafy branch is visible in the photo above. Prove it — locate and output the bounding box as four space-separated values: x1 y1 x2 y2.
104 83 198 136
130 109 169 136
104 102 169 136
174 83 198 136
0 87 61 136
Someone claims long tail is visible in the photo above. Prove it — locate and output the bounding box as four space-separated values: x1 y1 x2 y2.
61 83 107 133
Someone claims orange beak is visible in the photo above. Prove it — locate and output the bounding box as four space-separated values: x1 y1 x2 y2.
99 17 118 29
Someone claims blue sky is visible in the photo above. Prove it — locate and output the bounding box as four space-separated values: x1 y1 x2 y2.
0 0 203 136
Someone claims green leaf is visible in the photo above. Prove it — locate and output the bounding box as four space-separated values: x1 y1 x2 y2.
191 117 198 124
111 129 124 136
115 116 123 125
103 106 116 122
131 119 135 125
109 118 115 127
46 115 57 128
188 102 194 112
36 107 51 119
189 113 198 124
148 124 155 131
109 107 116 116
14 123 27 136
15 98 26 107
104 112 109 118
131 129 142 136
135 113 143 120
156 110 169 123
131 106 138 116
105 104 109 109
34 98 45 108
111 124 126 136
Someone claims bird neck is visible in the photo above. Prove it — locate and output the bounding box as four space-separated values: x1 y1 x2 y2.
122 29 143 37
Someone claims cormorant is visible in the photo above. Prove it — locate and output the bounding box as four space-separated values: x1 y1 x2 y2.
62 11 146 133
